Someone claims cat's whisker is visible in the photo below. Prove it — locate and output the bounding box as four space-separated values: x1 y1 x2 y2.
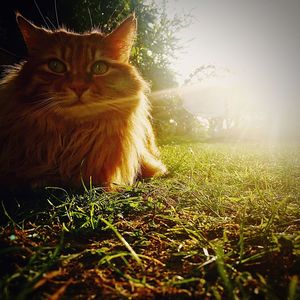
83 98 133 114
54 0 60 28
30 92 69 103
30 96 54 105
33 0 51 30
45 17 57 30
30 98 56 107
0 47 20 59
96 102 123 113
106 2 122 31
30 97 54 105
32 104 55 115
107 101 131 111
87 7 94 28
30 97 62 113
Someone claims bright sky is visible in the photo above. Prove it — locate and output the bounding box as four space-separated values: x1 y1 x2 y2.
154 0 300 139
164 0 300 86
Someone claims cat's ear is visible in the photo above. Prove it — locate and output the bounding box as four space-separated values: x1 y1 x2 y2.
105 14 137 62
16 13 49 53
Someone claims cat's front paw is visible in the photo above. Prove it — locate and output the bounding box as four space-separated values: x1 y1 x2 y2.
140 159 168 179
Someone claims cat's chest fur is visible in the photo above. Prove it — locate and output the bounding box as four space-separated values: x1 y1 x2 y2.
42 115 138 186
2 111 141 187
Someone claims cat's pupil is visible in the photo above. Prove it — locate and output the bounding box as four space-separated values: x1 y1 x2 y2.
48 59 66 73
91 61 109 75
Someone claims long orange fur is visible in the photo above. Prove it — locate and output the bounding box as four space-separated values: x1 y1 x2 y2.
0 14 166 190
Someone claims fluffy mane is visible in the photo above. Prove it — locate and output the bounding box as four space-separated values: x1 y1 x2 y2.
0 14 166 190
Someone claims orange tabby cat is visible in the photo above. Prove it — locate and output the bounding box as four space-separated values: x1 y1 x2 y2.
0 13 166 190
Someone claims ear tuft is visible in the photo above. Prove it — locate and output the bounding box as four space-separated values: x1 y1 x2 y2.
17 13 36 40
105 15 137 62
16 13 48 52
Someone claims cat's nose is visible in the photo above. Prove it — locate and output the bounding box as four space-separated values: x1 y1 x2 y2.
69 81 89 98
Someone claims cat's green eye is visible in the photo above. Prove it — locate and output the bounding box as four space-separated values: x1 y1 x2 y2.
91 61 109 75
48 59 67 74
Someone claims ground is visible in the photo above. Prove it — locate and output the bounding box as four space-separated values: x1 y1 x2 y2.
0 142 300 299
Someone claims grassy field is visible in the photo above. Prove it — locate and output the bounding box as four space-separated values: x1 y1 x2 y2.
0 142 300 299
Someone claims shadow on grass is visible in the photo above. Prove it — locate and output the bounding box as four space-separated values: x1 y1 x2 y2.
0 187 73 226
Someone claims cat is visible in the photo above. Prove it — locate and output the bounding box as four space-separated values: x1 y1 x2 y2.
0 13 167 190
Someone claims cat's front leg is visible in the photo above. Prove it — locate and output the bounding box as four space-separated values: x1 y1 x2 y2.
139 122 167 178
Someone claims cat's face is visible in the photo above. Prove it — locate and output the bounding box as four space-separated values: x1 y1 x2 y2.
16 14 146 120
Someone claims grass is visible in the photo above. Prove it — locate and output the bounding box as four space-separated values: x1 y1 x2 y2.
0 142 299 299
